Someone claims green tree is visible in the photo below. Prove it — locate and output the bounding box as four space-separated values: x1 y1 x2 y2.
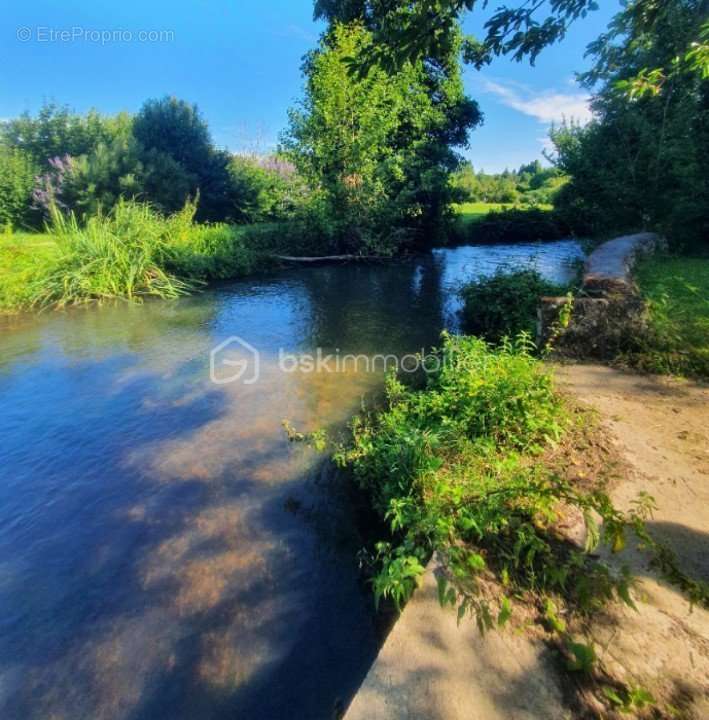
0 147 38 229
228 155 308 223
282 21 480 253
0 103 125 168
550 0 708 248
132 96 234 221
314 1 603 72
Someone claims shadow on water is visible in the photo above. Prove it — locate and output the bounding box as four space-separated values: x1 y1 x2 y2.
0 241 584 719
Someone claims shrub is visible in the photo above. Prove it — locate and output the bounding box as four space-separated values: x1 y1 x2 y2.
460 269 567 343
622 255 709 379
228 155 308 224
332 333 648 623
1 104 126 169
166 222 264 280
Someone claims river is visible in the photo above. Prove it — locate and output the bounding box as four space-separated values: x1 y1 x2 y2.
0 241 583 719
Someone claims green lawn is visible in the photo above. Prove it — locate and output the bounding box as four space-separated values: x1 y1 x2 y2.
453 201 554 226
453 201 516 221
632 255 709 378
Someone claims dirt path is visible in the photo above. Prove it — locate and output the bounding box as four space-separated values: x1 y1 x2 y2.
556 364 709 717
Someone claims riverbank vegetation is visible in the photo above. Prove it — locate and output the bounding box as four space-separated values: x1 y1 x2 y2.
548 3 708 252
326 332 681 710
450 205 571 245
0 17 482 312
280 21 480 254
0 201 272 311
2 0 706 373
447 159 568 245
451 160 566 208
460 269 569 343
330 0 707 254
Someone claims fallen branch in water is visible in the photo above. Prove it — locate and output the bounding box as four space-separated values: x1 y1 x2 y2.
272 254 390 264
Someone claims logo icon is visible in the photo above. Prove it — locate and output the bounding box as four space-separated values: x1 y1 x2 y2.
210 336 260 385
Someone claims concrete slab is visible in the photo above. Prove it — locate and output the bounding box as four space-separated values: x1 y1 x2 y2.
345 564 568 720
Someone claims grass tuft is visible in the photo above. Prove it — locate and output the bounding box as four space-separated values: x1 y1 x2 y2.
0 200 273 313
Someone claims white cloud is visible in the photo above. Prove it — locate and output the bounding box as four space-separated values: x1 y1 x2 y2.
480 78 593 125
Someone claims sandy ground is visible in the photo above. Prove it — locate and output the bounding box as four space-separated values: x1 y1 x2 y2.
345 364 709 719
556 364 709 717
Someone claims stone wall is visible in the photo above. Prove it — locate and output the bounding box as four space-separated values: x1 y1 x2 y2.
538 232 663 358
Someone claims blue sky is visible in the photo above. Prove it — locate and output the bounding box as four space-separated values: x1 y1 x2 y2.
1 0 621 172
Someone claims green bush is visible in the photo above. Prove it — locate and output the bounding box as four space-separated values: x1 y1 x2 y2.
227 156 308 224
332 333 648 622
166 222 265 280
447 206 571 245
460 269 567 343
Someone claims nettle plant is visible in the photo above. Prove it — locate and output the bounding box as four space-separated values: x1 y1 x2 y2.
331 333 656 635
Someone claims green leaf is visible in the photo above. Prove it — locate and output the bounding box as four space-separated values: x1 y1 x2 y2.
566 640 596 673
436 574 449 607
583 510 600 552
467 552 486 571
602 687 624 707
497 596 512 626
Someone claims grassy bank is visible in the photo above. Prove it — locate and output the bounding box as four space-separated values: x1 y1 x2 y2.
626 255 709 378
0 201 283 313
0 233 58 312
452 202 518 225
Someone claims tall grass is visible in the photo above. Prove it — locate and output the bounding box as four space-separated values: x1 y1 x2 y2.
0 232 57 312
33 201 196 308
0 200 274 312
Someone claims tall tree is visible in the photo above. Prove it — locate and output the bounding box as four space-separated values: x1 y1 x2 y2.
314 0 604 72
550 0 709 247
133 96 234 221
282 21 480 253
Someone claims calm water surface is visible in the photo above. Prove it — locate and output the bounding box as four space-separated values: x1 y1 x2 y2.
0 242 583 719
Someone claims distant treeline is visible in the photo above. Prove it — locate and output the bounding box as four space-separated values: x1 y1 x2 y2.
450 160 567 206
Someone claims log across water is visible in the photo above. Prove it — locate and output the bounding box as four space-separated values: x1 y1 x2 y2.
273 253 391 264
